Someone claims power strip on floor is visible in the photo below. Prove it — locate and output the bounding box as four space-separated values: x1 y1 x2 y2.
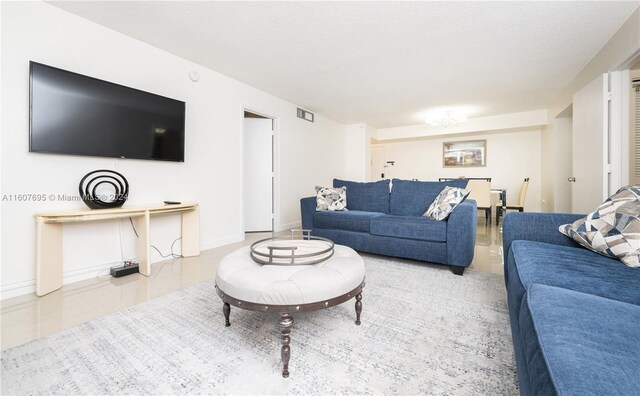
110 262 139 278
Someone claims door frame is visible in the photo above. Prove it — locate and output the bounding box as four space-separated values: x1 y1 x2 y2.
241 105 279 234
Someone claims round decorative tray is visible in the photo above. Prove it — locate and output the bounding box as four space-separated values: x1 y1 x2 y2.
250 230 334 265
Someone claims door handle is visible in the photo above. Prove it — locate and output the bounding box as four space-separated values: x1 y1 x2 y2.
568 177 576 182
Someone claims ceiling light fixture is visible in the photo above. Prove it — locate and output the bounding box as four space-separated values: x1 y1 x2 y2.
425 111 467 127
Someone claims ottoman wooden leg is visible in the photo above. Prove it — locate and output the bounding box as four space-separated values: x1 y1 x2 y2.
278 313 294 378
355 293 363 325
223 303 231 327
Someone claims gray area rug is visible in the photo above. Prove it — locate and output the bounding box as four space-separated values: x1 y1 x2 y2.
2 255 518 395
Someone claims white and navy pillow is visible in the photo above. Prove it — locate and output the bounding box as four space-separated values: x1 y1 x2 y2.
424 186 470 221
559 185 640 268
315 186 348 212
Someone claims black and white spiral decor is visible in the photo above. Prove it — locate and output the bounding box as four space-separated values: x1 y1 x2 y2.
78 170 129 209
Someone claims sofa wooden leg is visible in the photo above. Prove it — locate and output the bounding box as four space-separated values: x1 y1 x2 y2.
451 266 465 276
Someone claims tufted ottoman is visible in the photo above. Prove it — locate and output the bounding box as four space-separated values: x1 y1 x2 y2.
215 243 365 377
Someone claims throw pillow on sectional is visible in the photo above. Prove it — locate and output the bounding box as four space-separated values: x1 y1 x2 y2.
315 186 348 212
424 186 470 221
559 185 640 268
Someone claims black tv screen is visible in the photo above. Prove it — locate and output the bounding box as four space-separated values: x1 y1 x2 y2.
29 62 185 162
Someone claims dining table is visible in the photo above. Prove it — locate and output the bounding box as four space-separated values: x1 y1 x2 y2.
491 188 507 224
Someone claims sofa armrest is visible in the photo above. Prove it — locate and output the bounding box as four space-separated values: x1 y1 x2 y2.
446 199 477 267
300 196 316 231
502 212 583 271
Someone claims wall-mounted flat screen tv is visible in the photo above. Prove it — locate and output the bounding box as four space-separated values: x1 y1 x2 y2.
29 61 185 162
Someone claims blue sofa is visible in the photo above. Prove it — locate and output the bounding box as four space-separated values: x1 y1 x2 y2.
300 178 477 275
503 212 640 395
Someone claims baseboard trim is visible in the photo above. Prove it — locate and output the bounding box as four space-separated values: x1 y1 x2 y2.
63 261 118 284
274 221 302 232
200 233 245 252
2 233 248 300
0 280 36 300
1 260 128 300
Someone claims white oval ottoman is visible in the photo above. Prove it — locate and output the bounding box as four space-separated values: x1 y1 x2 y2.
215 244 366 377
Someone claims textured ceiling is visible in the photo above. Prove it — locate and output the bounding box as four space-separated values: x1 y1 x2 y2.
49 1 639 128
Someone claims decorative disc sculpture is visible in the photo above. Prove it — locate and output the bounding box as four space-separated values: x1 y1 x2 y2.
79 170 129 209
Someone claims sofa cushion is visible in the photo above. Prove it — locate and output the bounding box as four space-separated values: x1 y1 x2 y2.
506 240 640 334
508 240 640 304
519 284 640 395
370 215 447 242
559 185 640 268
389 178 468 216
333 179 390 213
313 210 384 233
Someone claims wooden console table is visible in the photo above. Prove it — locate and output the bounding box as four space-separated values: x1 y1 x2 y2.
34 202 200 296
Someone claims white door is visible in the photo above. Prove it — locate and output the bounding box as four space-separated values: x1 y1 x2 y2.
244 118 273 232
554 115 573 213
371 146 386 180
571 74 607 213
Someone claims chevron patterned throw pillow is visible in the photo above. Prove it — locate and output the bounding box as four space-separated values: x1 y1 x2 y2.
424 186 470 221
559 185 640 268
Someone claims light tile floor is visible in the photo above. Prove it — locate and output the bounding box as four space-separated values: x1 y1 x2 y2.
1 220 503 350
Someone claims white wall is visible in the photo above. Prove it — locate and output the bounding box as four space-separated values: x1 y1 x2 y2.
540 115 573 213
376 110 547 141
540 124 554 212
343 124 376 182
344 124 367 181
364 124 376 181
0 2 346 298
541 7 639 211
372 129 543 212
548 8 640 119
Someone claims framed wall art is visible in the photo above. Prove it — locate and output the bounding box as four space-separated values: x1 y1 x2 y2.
443 140 486 167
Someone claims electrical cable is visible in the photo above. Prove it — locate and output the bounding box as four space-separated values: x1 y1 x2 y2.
97 216 130 279
129 216 182 258
129 217 139 238
97 213 182 279
151 237 183 258
118 218 125 262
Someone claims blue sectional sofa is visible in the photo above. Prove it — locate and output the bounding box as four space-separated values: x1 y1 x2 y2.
503 212 640 395
300 178 477 275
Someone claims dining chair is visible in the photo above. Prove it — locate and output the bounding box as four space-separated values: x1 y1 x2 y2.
496 178 530 225
467 180 492 224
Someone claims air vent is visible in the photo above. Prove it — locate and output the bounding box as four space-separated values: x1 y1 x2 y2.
297 108 314 123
